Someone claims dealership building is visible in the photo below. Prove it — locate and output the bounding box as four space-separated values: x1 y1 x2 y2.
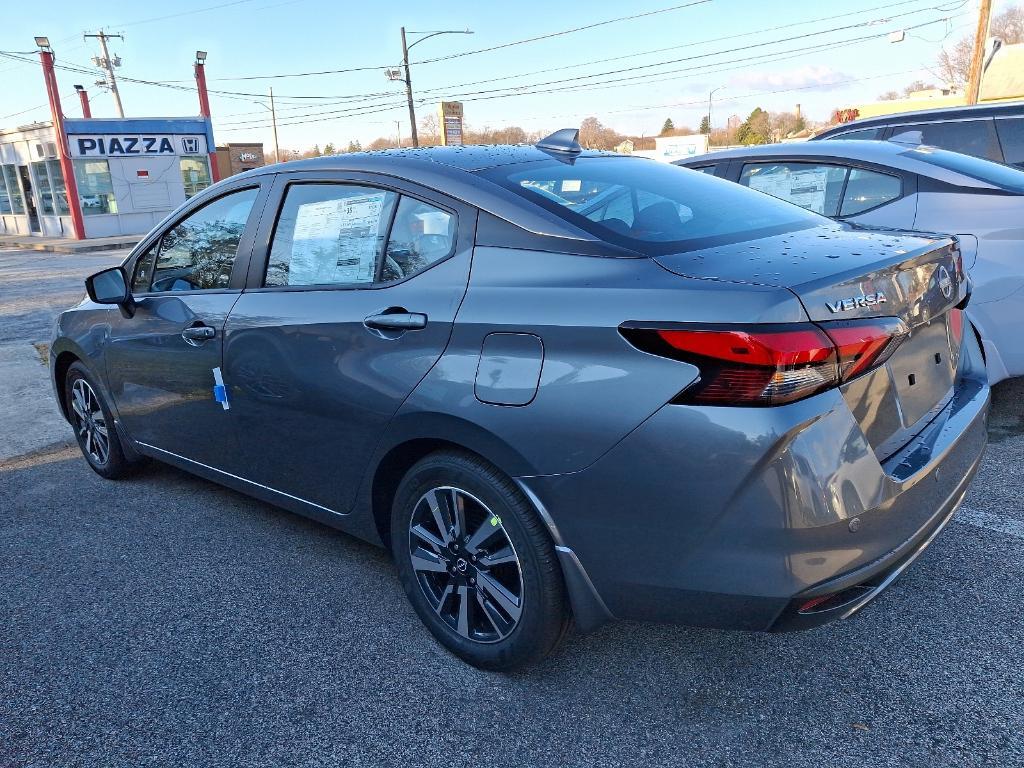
2 42 265 240
0 116 224 239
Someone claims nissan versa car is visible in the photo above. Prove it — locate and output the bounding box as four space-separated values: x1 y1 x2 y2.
676 139 1024 383
52 130 990 670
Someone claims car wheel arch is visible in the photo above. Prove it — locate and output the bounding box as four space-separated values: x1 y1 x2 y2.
53 350 82 422
367 425 534 550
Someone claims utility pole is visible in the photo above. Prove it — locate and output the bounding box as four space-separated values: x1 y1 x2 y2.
400 28 418 148
965 0 993 105
392 28 473 149
707 86 724 147
269 88 280 162
84 31 124 117
395 120 402 147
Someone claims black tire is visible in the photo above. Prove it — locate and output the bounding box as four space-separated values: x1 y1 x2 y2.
391 451 571 671
64 361 137 480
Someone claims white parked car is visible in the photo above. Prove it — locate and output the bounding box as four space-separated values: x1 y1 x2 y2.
678 140 1024 383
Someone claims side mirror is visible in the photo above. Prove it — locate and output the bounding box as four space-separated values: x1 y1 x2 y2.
85 266 130 305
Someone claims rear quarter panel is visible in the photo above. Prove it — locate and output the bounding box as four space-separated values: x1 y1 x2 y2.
378 246 809 478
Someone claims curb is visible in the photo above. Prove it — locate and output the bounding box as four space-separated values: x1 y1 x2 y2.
0 240 138 254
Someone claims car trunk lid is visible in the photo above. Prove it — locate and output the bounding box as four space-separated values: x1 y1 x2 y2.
653 224 966 460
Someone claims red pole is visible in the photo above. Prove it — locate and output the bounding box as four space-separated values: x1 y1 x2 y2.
40 48 86 240
75 86 92 118
194 60 220 182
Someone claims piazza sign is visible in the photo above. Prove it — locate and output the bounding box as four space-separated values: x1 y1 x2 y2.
69 134 208 157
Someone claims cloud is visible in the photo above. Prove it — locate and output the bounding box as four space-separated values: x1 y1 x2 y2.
728 65 853 92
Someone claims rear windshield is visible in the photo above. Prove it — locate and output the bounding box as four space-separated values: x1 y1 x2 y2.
478 156 821 255
901 145 1024 193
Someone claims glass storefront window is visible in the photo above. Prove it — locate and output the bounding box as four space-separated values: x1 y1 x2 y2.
2 166 24 214
46 159 70 215
180 157 212 199
32 161 55 215
73 159 118 215
0 166 14 215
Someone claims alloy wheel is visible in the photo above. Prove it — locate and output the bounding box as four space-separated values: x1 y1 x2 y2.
71 378 110 465
407 486 525 643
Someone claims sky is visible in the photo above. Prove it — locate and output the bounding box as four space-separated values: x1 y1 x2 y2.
0 0 1011 152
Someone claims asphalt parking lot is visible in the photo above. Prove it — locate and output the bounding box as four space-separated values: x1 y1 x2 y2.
1 247 1022 768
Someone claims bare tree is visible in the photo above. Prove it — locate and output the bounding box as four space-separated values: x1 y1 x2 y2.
418 114 441 146
938 4 1023 86
878 79 939 100
578 116 626 150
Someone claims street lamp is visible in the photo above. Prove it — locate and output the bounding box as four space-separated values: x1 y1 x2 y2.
249 89 280 163
195 50 207 64
707 85 725 140
394 28 473 147
34 36 51 49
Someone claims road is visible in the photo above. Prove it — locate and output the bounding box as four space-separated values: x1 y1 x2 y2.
1 247 1022 768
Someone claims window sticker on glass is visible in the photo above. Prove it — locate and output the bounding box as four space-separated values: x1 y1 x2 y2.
561 179 582 193
746 166 829 213
288 191 389 285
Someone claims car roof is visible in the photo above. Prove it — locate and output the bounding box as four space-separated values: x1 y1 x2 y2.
209 144 628 243
813 100 1024 138
676 140 1009 190
240 144 616 177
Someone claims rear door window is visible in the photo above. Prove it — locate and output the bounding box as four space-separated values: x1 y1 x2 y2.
995 118 1024 168
839 168 902 216
265 183 456 287
382 196 456 282
739 162 848 216
888 119 1002 161
689 164 718 174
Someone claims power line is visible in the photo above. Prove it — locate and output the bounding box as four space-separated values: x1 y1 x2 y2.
411 0 969 97
212 15 954 130
182 0 714 82
214 0 963 113
110 0 268 28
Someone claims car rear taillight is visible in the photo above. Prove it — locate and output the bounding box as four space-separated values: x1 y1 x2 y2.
818 317 909 381
620 318 909 407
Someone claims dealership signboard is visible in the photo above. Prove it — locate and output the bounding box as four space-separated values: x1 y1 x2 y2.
70 134 208 157
439 101 464 146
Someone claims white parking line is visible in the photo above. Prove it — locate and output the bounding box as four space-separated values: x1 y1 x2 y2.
956 506 1024 540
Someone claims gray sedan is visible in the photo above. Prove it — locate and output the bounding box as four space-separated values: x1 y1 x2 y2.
51 131 988 669
677 140 1024 383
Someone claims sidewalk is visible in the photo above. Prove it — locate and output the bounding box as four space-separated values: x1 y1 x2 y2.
0 233 139 254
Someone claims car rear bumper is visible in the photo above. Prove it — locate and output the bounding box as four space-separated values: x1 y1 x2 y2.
518 368 989 633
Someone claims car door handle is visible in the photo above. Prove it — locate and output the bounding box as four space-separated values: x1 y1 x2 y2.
363 312 427 331
182 325 216 343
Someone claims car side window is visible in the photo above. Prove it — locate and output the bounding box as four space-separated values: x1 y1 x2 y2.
839 168 902 216
995 118 1024 167
889 119 1002 161
151 187 259 293
739 162 848 216
831 127 880 140
266 184 397 287
381 197 456 282
690 164 718 174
